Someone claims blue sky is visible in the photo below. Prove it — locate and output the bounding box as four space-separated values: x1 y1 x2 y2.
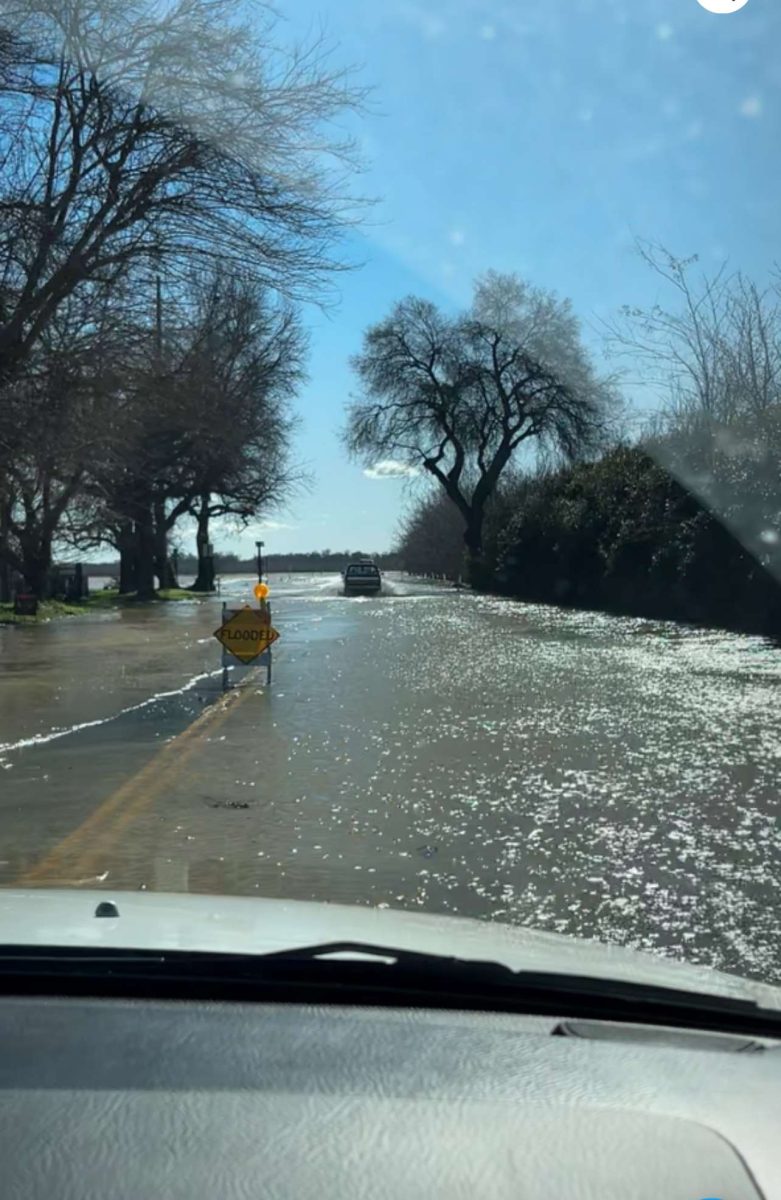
227 0 779 558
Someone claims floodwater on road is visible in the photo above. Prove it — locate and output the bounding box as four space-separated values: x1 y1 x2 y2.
1 572 780 985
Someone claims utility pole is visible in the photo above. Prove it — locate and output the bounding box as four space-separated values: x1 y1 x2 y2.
255 540 264 583
149 268 165 599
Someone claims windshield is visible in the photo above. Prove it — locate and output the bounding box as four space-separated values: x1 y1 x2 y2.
0 0 778 1000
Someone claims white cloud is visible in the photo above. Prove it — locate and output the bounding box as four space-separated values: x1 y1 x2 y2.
449 227 466 246
656 23 673 42
739 95 763 118
256 519 295 531
364 460 420 480
479 23 496 40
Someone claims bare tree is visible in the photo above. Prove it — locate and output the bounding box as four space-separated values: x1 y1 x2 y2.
605 242 781 579
605 242 732 421
71 268 305 597
169 269 306 591
0 279 135 597
345 273 615 579
0 0 365 389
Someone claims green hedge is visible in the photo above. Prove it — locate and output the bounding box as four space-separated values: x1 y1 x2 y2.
491 446 781 636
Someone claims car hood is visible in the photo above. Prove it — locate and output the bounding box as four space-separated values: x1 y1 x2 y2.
0 888 779 1010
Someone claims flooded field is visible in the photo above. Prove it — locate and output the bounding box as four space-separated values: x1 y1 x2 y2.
1 572 780 984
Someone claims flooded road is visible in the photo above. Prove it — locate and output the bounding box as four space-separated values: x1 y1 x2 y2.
1 573 780 985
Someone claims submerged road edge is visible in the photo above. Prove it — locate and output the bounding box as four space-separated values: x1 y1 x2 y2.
16 679 262 888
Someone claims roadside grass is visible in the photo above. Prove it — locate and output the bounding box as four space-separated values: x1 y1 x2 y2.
0 587 213 625
87 587 211 603
0 599 90 625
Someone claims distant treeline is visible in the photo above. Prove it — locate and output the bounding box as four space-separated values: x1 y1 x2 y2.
87 550 402 577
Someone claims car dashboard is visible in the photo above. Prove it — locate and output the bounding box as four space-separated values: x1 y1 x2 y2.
0 994 778 1198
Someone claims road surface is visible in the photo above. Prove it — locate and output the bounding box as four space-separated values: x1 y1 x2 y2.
1 573 780 984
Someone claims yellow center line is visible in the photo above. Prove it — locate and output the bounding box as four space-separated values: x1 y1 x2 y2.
16 679 260 887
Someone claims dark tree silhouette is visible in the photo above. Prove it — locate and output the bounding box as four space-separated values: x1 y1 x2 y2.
346 272 616 580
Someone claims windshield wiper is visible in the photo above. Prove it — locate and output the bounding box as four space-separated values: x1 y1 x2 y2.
0 941 778 1040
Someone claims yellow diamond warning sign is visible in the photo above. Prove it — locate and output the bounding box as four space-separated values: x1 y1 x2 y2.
214 606 280 664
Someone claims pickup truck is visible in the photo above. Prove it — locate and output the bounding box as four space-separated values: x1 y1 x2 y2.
343 561 382 596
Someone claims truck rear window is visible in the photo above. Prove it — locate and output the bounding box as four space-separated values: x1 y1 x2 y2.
347 565 379 576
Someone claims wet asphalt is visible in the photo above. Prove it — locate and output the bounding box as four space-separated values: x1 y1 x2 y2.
1 572 780 983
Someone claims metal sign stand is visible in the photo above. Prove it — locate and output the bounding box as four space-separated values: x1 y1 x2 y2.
264 602 273 687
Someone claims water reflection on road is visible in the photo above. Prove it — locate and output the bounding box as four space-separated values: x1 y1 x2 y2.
1 572 780 985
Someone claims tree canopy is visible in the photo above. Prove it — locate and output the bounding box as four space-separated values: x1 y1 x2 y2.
0 0 364 389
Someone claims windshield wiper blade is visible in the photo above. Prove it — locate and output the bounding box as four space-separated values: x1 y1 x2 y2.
0 941 778 1039
245 940 781 1029
254 939 511 971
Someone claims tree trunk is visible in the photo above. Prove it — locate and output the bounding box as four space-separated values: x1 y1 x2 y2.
134 499 157 601
117 521 137 594
20 535 54 599
153 499 178 590
463 508 486 588
190 495 216 592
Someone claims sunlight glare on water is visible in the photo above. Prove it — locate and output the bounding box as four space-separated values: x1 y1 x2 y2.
1 574 779 985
